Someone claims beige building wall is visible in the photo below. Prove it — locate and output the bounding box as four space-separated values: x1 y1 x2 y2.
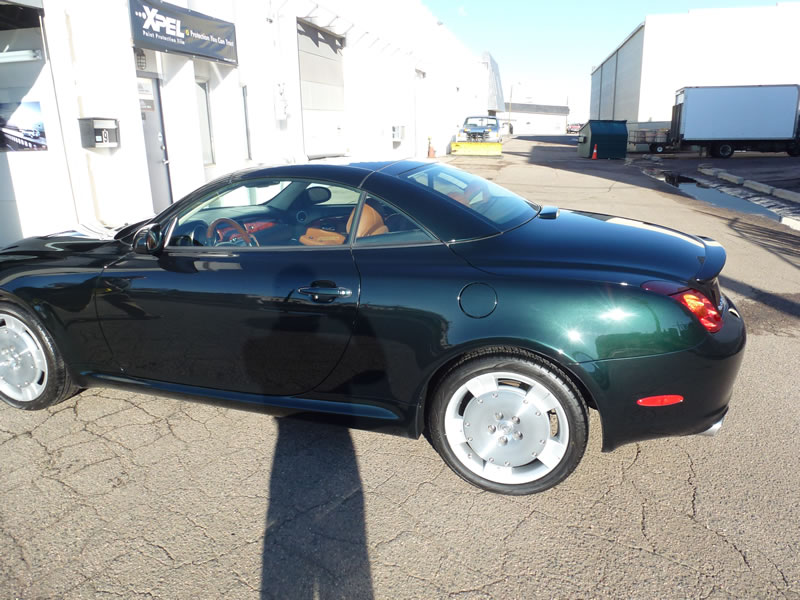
1 0 492 244
590 3 800 124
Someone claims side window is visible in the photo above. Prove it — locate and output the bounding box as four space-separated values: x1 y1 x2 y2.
204 183 285 208
353 196 436 246
167 179 362 249
167 179 293 248
310 183 360 206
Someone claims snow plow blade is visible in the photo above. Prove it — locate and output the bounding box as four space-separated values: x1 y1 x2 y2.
450 142 502 156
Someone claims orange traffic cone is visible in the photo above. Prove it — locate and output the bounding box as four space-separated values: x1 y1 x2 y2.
591 144 598 160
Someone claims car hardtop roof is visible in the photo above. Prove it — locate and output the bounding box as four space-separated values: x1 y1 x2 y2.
232 160 431 188
205 160 512 243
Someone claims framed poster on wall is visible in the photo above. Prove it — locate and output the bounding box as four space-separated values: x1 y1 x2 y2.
0 101 47 152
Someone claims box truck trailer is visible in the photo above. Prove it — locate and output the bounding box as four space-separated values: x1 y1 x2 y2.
652 85 800 158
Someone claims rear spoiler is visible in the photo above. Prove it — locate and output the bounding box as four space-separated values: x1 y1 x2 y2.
694 236 727 281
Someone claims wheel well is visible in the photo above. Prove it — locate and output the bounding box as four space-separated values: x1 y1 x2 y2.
419 345 597 437
0 291 28 313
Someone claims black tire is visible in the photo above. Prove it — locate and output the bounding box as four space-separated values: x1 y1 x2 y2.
715 142 735 159
428 350 588 495
0 302 79 410
650 143 666 154
787 144 800 157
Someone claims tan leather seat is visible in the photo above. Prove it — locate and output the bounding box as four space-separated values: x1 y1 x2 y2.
299 204 387 246
349 204 388 237
297 228 346 246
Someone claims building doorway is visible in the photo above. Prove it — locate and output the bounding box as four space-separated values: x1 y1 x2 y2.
296 19 346 159
136 73 172 214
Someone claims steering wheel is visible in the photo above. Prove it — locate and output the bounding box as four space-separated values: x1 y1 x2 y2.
206 218 259 246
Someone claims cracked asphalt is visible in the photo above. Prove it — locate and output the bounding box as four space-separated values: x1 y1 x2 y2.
2 137 799 599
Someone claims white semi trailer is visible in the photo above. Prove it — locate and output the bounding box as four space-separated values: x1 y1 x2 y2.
655 85 800 158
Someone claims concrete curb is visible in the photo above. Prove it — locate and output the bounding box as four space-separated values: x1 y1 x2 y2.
718 172 745 185
773 188 800 203
781 216 800 230
743 180 775 194
699 167 800 207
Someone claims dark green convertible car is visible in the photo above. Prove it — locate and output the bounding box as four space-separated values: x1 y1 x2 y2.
0 160 745 494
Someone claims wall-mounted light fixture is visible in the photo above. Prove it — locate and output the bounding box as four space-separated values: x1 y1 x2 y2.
0 49 42 64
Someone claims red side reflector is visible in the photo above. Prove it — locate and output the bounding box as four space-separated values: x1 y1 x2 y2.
637 395 684 407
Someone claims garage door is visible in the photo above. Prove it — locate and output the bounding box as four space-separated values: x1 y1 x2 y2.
297 20 346 158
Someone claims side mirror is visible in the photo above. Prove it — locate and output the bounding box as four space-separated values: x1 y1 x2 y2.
132 223 163 255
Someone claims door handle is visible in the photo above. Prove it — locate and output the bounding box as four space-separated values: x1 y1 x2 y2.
298 286 352 302
162 159 170 165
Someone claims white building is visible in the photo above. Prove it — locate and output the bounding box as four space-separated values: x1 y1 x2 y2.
0 0 493 244
498 102 569 136
590 3 800 125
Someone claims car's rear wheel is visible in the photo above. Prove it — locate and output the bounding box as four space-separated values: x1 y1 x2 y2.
0 303 78 410
429 351 588 495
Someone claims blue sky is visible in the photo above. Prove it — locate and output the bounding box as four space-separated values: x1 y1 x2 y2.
422 0 792 120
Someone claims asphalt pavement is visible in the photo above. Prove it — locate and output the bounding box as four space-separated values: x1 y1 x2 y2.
1 136 798 599
643 151 800 193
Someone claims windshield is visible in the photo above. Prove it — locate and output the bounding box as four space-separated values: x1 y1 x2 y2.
403 164 539 234
464 117 498 127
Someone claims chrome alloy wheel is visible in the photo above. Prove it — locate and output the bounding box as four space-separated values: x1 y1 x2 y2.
443 371 569 485
0 313 48 402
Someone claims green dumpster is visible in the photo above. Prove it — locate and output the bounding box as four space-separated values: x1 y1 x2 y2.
577 120 628 159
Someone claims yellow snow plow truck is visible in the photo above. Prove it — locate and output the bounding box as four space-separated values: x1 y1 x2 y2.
451 115 502 156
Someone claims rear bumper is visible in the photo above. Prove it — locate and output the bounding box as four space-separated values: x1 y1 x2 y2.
698 415 725 436
574 296 746 452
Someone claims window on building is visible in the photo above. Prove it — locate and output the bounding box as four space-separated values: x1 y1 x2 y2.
195 80 214 165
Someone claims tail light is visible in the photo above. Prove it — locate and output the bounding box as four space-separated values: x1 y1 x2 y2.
641 280 723 333
672 290 723 333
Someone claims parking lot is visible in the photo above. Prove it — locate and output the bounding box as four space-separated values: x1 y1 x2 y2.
517 134 800 193
1 136 799 599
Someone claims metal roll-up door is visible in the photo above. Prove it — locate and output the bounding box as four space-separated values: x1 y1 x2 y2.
297 20 345 158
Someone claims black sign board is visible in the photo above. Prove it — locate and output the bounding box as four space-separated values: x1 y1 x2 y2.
129 0 237 65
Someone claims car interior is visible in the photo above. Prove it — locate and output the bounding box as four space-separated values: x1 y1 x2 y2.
167 180 433 249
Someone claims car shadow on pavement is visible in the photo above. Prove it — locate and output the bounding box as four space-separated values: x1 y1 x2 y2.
726 217 800 269
260 417 374 599
720 275 800 320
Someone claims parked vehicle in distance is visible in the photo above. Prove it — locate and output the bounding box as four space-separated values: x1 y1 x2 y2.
654 84 800 157
457 116 500 142
566 123 583 134
0 160 746 494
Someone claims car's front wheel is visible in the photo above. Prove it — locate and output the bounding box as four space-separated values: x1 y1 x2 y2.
429 351 588 495
0 303 78 410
